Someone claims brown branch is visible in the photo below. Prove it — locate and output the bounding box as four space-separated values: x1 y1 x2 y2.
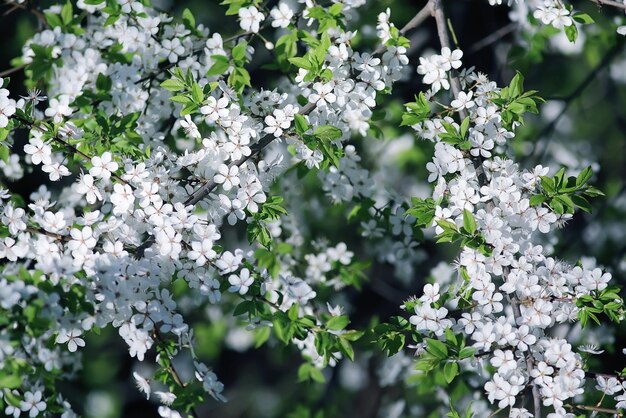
571 403 623 415
373 1 434 55
0 64 26 78
468 23 516 54
26 226 70 242
431 0 467 121
510 294 542 418
3 0 48 28
12 114 130 186
590 0 626 11
523 40 623 166
132 102 316 257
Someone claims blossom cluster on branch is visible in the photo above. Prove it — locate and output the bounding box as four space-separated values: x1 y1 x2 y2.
0 0 625 417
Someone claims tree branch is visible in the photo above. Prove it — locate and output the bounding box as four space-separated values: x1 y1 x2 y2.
0 64 26 78
589 0 626 11
133 102 316 257
373 1 434 55
510 294 542 418
431 0 467 120
13 114 131 186
524 40 622 166
468 22 516 54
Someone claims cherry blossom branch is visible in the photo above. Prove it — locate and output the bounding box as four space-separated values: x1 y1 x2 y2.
373 1 434 55
0 64 26 77
431 4 542 415
431 0 467 121
26 226 70 242
510 294 542 418
571 403 623 415
468 22 516 54
2 0 48 28
133 102 317 257
12 113 130 186
589 0 626 11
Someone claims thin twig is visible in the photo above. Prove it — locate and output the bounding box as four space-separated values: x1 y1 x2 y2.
510 294 542 418
12 114 130 186
26 226 71 242
133 102 316 257
431 0 467 120
524 41 622 166
468 23 516 54
571 403 623 415
0 64 26 78
373 2 434 55
152 330 199 418
3 0 48 28
589 0 626 11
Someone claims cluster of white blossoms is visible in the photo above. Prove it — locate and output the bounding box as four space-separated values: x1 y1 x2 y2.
1 0 625 415
0 78 17 129
0 0 427 415
417 47 464 94
487 0 574 30
406 47 623 416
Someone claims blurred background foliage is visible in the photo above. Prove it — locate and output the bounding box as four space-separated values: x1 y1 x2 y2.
2 0 626 417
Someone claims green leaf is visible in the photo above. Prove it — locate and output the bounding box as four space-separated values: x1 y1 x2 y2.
583 186 605 197
207 55 230 76
182 8 196 28
326 315 349 331
170 94 192 104
160 78 186 92
509 71 524 98
576 166 593 188
342 330 364 341
45 12 63 28
460 116 470 138
443 361 459 384
313 125 342 142
232 41 248 62
564 25 578 43
288 57 312 70
273 318 289 344
0 373 22 389
426 338 448 359
288 303 299 321
191 83 204 103
529 194 547 206
233 300 255 316
573 12 594 25
61 0 73 25
294 114 310 134
254 327 271 348
338 337 355 361
541 176 556 194
462 209 476 235
458 347 475 359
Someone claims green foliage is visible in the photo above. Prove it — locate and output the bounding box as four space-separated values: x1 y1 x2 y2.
414 329 474 387
577 286 625 327
288 32 332 81
532 166 604 215
401 92 431 127
492 72 543 128
247 196 288 248
306 4 345 32
296 124 344 168
372 316 412 356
